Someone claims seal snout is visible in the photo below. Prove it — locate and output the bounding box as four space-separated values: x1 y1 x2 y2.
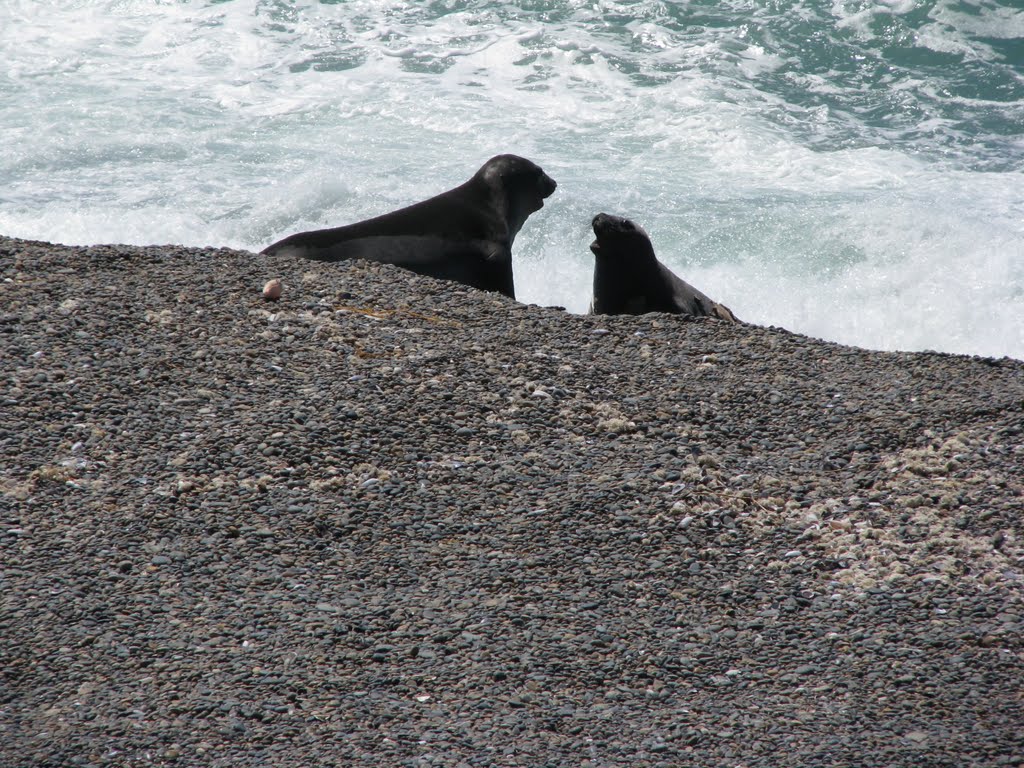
538 173 557 204
590 213 613 256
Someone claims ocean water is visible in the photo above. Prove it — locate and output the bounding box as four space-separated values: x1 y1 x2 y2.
2 0 1022 360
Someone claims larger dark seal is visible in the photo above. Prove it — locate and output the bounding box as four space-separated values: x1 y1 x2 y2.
261 154 557 299
588 213 738 321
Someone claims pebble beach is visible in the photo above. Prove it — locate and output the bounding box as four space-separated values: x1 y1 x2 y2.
2 236 1022 767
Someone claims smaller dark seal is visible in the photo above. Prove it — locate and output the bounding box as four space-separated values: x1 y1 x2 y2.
588 213 738 321
261 154 557 299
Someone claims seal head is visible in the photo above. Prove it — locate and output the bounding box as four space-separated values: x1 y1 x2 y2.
480 154 558 239
589 213 656 262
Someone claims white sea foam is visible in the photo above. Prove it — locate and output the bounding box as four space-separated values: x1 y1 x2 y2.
1 0 1021 359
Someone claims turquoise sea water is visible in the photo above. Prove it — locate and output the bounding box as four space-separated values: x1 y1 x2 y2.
2 0 1022 359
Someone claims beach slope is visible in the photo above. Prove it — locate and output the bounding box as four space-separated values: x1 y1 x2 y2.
2 237 1022 766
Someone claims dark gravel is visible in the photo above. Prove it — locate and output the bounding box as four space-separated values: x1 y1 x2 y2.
2 236 1022 767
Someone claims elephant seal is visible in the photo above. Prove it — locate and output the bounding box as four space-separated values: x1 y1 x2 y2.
261 154 557 299
588 213 738 321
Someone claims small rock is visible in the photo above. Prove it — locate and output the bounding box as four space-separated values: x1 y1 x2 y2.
262 278 283 300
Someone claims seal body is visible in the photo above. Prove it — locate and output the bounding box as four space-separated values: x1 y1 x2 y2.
588 213 738 321
261 154 557 299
